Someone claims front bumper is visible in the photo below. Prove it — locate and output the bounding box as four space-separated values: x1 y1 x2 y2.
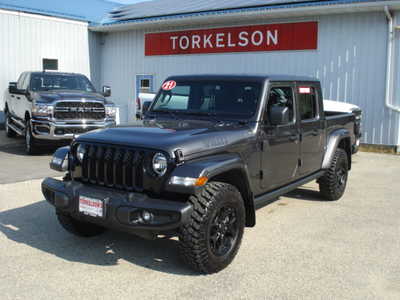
31 119 115 140
41 177 193 232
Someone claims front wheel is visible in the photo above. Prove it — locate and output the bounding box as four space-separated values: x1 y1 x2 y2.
25 121 39 155
318 148 349 201
179 182 245 274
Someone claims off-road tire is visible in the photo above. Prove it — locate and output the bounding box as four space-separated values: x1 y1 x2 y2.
179 182 245 274
25 121 39 155
57 213 106 237
5 111 17 138
319 148 348 201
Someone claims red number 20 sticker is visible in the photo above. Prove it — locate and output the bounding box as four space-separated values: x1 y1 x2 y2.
162 80 176 91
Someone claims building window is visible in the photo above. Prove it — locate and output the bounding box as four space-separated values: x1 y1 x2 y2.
42 58 58 71
139 79 150 92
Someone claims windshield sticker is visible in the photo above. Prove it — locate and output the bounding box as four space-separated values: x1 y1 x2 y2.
298 87 311 94
162 80 176 91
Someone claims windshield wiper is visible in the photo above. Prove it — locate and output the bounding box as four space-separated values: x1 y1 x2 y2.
151 109 181 120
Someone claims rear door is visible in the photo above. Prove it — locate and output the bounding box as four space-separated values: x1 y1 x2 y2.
261 83 301 190
296 83 324 175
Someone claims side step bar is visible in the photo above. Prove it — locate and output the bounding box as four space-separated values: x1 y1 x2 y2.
254 170 325 209
8 122 24 136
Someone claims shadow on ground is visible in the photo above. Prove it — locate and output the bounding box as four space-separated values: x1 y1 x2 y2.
284 187 323 201
0 200 197 276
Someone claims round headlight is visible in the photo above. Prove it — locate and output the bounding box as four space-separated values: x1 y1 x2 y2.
152 153 168 176
76 144 86 162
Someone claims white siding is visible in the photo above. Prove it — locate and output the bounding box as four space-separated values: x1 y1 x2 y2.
99 11 400 146
0 9 91 122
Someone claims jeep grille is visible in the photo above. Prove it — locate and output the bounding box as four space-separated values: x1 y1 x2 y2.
76 143 145 192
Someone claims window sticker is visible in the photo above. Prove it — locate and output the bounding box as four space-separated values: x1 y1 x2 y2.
162 80 176 91
298 87 311 94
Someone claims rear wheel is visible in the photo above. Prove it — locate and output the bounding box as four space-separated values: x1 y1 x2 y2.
57 213 106 237
5 112 17 138
179 182 245 274
318 148 348 201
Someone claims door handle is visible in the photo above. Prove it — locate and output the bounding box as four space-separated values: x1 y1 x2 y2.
16 96 20 100
11 95 14 98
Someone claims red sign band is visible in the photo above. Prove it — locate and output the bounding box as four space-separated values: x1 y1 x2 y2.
145 21 318 56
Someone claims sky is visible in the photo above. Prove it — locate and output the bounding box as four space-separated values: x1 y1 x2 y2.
112 0 151 3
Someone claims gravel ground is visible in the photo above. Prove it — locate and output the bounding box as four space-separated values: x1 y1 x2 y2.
0 151 399 299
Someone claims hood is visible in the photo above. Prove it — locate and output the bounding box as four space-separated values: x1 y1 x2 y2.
76 119 255 159
33 90 106 103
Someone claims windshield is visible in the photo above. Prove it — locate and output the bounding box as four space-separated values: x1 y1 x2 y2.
151 80 262 118
30 74 95 92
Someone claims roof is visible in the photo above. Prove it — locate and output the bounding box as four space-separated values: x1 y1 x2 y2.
109 0 321 21
29 71 87 76
167 74 317 82
94 0 400 30
0 0 119 23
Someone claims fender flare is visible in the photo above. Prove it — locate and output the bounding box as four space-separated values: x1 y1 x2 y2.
322 128 351 169
165 153 256 227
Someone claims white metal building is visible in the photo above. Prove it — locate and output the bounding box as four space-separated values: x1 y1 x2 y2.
1 0 400 150
0 0 117 124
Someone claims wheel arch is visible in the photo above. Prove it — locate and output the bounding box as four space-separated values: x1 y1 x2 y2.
209 168 255 227
322 129 352 170
165 153 256 227
25 111 31 121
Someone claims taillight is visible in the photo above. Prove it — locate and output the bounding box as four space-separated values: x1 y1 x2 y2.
136 97 141 110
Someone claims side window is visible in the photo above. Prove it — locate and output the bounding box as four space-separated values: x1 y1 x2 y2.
298 86 318 121
22 74 30 90
266 86 295 125
16 73 26 90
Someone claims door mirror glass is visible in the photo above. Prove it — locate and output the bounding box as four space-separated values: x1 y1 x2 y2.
102 85 111 97
266 86 295 126
8 82 17 94
270 106 290 125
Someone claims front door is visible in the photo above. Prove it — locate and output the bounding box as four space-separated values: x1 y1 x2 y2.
261 84 301 191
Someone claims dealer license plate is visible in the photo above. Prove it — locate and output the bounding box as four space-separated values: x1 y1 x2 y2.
79 195 104 217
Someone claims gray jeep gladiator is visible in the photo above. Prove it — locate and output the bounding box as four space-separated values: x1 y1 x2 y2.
4 71 116 154
42 74 357 274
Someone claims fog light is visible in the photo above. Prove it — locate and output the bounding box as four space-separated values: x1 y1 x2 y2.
142 210 153 222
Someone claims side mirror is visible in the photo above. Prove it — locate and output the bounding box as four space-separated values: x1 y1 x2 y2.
8 82 17 94
102 86 111 97
142 101 152 115
269 106 290 126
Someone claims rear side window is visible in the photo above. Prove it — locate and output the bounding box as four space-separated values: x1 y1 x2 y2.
298 86 318 120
